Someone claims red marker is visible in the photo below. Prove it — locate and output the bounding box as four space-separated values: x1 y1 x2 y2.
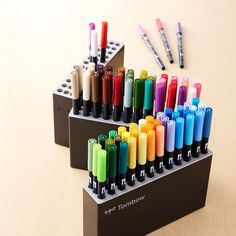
166 84 177 110
171 76 178 86
193 82 202 98
113 76 122 121
100 22 108 63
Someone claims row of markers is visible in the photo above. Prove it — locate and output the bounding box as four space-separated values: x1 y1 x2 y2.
87 101 213 199
71 64 202 123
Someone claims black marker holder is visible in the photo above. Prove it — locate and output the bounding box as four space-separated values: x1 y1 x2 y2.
83 151 213 236
69 111 129 169
53 41 125 147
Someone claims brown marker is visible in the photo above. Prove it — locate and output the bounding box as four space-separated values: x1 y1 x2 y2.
102 74 111 119
91 72 100 118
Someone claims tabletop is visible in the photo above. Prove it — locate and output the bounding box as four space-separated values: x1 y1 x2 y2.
0 0 236 235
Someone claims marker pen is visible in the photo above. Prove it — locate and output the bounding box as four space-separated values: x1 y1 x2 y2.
118 141 128 190
129 122 138 134
97 66 104 113
71 68 80 115
127 137 137 186
177 85 187 106
176 22 184 68
109 130 118 140
155 81 165 113
183 114 194 162
189 105 197 115
171 76 178 86
139 119 147 133
165 120 175 169
193 82 202 98
102 74 111 119
192 97 200 107
161 74 168 101
91 30 98 69
122 131 130 143
118 126 127 137
137 24 165 70
89 23 95 60
73 65 83 107
133 79 142 123
156 112 165 120
97 149 106 199
100 21 108 63
156 18 174 63
192 110 205 157
83 70 91 116
174 117 184 165
114 135 122 184
146 115 154 123
98 135 106 150
177 105 184 117
198 102 207 112
143 80 153 117
91 72 100 118
184 101 191 110
153 119 161 129
140 69 148 77
87 139 97 189
183 108 191 119
201 107 213 154
155 125 165 173
92 144 102 194
137 132 147 182
172 111 180 121
113 76 122 121
166 84 177 110
147 130 155 177
123 78 133 123
147 76 156 100
145 123 154 132
107 144 117 195
165 108 173 120
188 86 197 102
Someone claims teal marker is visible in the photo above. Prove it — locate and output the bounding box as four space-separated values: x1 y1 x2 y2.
143 79 153 117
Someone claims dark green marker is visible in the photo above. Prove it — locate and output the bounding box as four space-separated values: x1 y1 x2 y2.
143 79 153 117
107 144 117 195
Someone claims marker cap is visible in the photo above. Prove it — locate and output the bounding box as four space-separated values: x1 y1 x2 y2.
101 21 108 49
128 137 137 169
113 76 122 106
88 139 97 171
109 130 118 140
89 23 95 50
175 117 184 149
198 103 207 112
176 22 182 34
144 80 153 110
146 115 154 123
139 119 147 132
91 30 98 57
134 79 142 108
155 125 165 157
108 144 117 177
203 107 213 138
172 111 180 121
155 81 165 112
156 18 163 31
166 120 176 152
156 112 165 120
122 131 130 142
178 85 187 105
83 70 91 101
177 105 184 117
97 150 107 182
124 78 133 108
185 114 195 145
193 82 202 98
189 105 198 115
147 130 155 161
192 97 200 106
105 138 114 153
194 110 205 141
119 141 128 174
138 132 147 165
165 108 173 119
71 69 80 100
137 24 146 37
91 72 100 103
92 144 102 176
102 75 111 105
118 126 127 136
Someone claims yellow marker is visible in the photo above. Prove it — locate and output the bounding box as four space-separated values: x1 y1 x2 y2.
138 119 147 133
145 115 154 123
137 132 147 182
128 137 136 169
130 128 139 159
118 126 127 136
122 131 130 142
129 122 138 134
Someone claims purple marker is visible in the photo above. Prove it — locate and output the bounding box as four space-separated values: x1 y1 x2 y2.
177 85 187 105
184 101 191 110
156 112 165 120
176 22 184 68
89 23 96 59
166 120 175 169
155 81 165 113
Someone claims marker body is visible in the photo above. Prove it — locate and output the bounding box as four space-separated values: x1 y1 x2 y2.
118 142 128 190
97 150 106 199
174 117 184 165
91 31 98 68
160 29 174 63
176 22 184 68
143 80 153 117
165 120 175 169
100 22 108 63
137 133 147 182
123 78 133 123
113 76 122 121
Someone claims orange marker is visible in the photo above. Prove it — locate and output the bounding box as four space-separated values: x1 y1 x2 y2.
147 130 155 177
153 119 161 129
146 115 154 123
145 123 154 132
155 125 165 173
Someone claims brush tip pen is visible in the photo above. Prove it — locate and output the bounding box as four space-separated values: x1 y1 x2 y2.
100 21 108 63
102 74 111 120
147 129 155 177
176 22 184 68
127 137 137 186
107 144 117 195
118 141 128 190
174 117 184 165
123 78 133 123
137 132 147 182
155 125 165 173
98 134 107 149
113 75 122 121
109 130 118 140
97 149 107 199
166 120 175 169
83 70 91 116
71 68 80 115
91 72 100 118
91 30 98 68
133 79 142 123
143 79 153 117
92 144 102 194
87 139 97 189
89 23 95 60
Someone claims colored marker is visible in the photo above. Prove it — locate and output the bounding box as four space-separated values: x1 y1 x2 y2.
177 105 184 117
137 24 165 70
100 21 108 63
118 126 127 137
143 80 153 117
155 81 165 113
147 130 155 177
188 86 197 102
107 144 117 195
71 68 80 115
123 78 133 123
87 139 97 189
193 82 202 98
192 110 205 157
165 108 173 120
98 134 107 149
122 131 130 142
201 107 213 154
166 120 175 169
108 130 117 140
183 114 194 161
114 135 122 184
113 75 122 121
97 149 106 199
155 125 165 173
102 74 111 119
91 30 98 68
189 105 197 115
89 23 95 60
156 18 174 63
83 70 91 116
176 22 184 68
133 79 142 123
137 132 147 182
192 97 200 107
138 119 147 133
146 115 154 124
118 141 128 190
92 144 102 194
198 102 207 112
166 84 177 110
172 111 180 121
174 117 184 165
156 111 165 120
177 85 187 105
127 137 137 186
91 72 100 118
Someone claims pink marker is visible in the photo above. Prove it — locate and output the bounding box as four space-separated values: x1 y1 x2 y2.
193 82 202 98
89 23 95 54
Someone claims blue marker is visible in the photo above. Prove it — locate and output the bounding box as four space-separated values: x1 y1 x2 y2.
183 108 191 119
189 105 197 115
183 114 194 161
165 120 175 169
165 108 173 120
192 97 200 106
174 117 184 165
177 105 184 117
192 110 205 157
198 102 206 112
172 111 180 121
201 107 213 154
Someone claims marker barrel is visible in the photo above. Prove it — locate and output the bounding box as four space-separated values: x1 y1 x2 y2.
143 109 152 118
72 99 80 115
182 144 192 162
118 173 126 190
127 168 136 186
103 104 110 120
123 107 132 123
107 176 116 195
165 151 173 169
147 160 155 178
93 102 99 118
174 148 182 165
137 164 145 182
133 107 141 123
83 100 90 116
155 156 164 173
97 181 105 199
113 105 120 121
100 48 106 63
201 137 209 154
93 176 98 194
192 140 201 157
88 171 93 189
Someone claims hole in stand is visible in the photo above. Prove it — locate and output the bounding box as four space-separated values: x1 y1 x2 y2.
68 86 71 89
64 90 69 94
109 41 114 45
108 51 113 54
115 43 120 46
98 48 101 51
106 55 109 58
84 60 89 64
107 45 110 49
57 88 63 93
111 47 116 50
66 79 71 83
62 84 67 87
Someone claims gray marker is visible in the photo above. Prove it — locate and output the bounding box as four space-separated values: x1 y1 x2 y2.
156 18 173 63
176 22 184 69
137 24 165 70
